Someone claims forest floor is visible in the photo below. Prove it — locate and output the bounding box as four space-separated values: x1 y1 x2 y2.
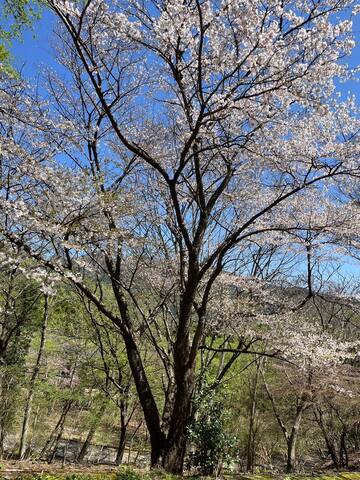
0 461 360 480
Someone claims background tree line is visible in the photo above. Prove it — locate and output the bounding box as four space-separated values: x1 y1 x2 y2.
0 250 359 475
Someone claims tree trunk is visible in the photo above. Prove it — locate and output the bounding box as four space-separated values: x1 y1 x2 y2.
77 401 107 462
112 303 166 467
286 436 297 473
0 423 4 459
160 284 198 473
161 366 194 473
115 425 126 465
115 400 127 465
39 400 73 461
110 269 197 472
246 359 261 472
339 428 348 468
161 379 175 434
19 295 49 459
262 370 305 474
314 408 339 469
47 401 72 464
286 404 303 473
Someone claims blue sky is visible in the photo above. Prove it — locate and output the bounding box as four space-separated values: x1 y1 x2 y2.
11 10 56 77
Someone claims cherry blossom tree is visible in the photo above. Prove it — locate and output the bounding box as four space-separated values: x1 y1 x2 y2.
0 0 360 471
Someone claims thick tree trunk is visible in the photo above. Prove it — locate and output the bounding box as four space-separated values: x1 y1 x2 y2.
161 366 194 472
110 267 198 472
286 437 297 473
327 442 339 469
161 284 199 473
19 295 49 459
108 281 166 467
286 441 296 473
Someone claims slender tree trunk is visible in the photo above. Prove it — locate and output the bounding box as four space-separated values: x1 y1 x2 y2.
262 370 306 474
339 428 348 468
62 438 69 466
115 424 126 465
314 408 339 468
114 313 166 466
115 400 127 465
39 400 73 461
47 400 73 464
161 378 175 434
246 359 261 472
77 401 107 462
0 423 4 459
19 295 49 459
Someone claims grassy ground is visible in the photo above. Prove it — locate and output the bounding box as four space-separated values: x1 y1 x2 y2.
0 462 360 480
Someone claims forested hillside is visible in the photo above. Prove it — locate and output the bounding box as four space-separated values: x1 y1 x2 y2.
0 0 360 477
1 252 360 474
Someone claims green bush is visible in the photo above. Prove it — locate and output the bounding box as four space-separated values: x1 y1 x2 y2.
65 475 93 480
187 398 236 475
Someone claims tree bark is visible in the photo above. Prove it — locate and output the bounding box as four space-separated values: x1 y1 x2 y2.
39 399 73 461
47 400 73 464
77 401 107 462
115 400 127 465
121 329 166 466
161 365 194 472
19 294 49 459
262 370 305 474
0 424 4 459
286 406 303 473
115 424 126 465
160 281 199 473
314 408 339 468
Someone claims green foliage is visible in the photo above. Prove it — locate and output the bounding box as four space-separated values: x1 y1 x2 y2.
0 43 12 73
115 468 193 480
0 0 42 73
64 475 94 480
29 474 112 480
188 395 236 475
1 0 41 39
